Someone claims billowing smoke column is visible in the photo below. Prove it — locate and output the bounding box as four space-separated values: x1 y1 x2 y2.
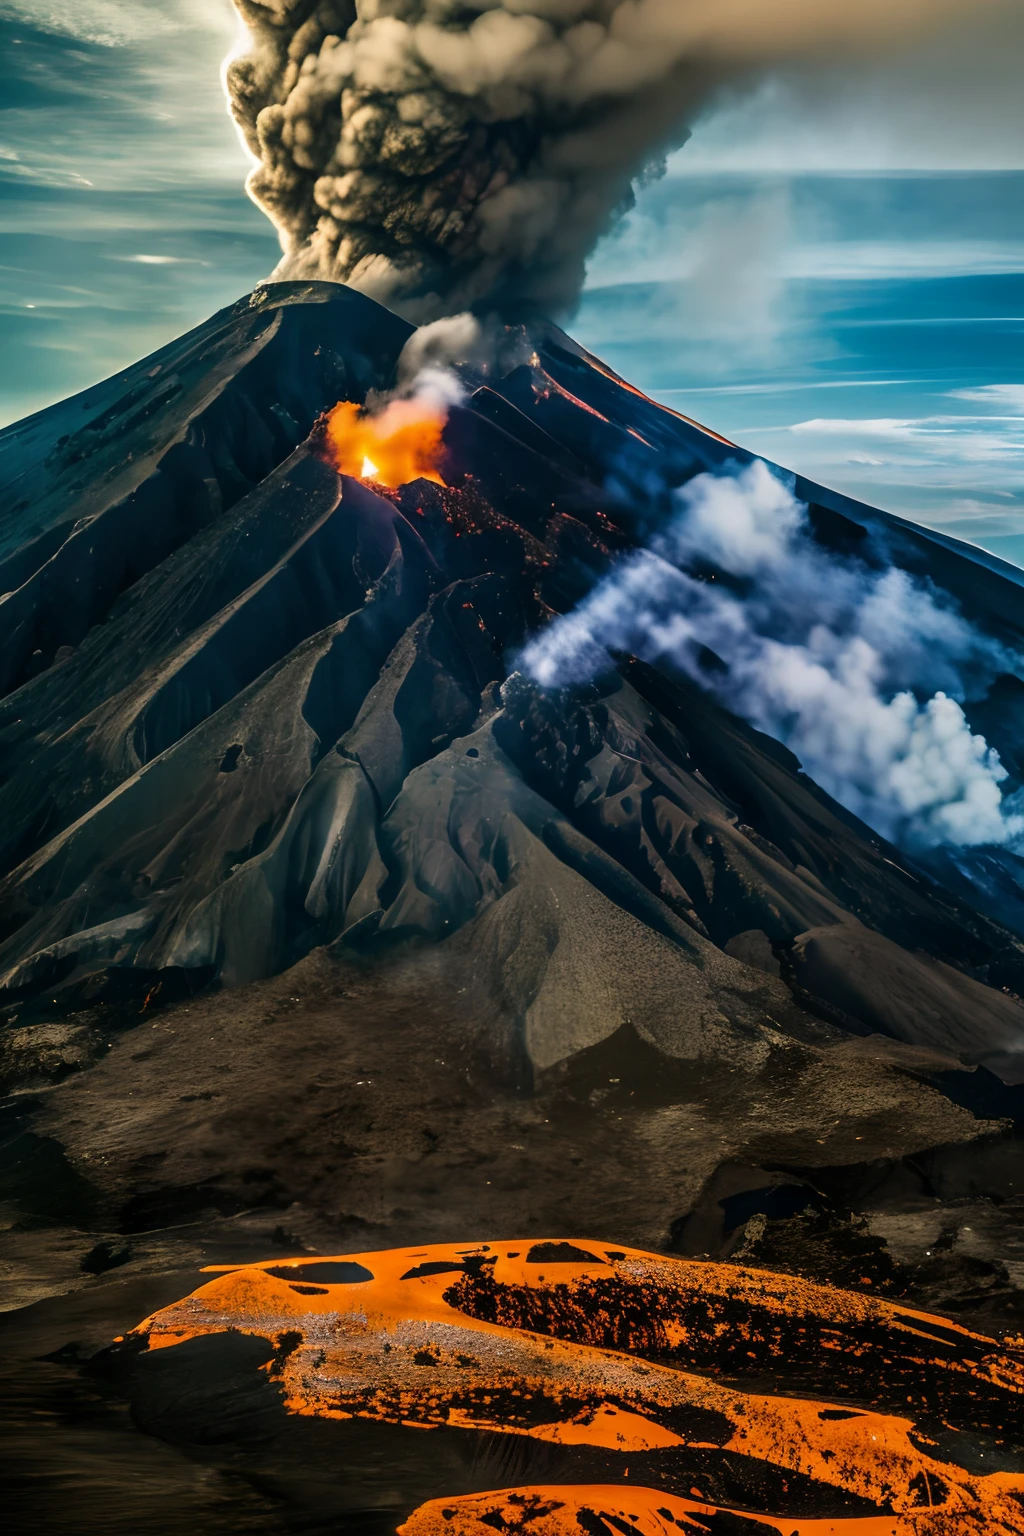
226 0 1001 319
520 462 1024 852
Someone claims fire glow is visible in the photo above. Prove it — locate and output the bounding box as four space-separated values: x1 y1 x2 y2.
127 1238 1024 1535
322 394 448 490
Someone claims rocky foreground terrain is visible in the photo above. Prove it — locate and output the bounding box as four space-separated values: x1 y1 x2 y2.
2 281 1024 1533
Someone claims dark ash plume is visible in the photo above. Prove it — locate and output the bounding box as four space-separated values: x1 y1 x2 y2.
227 1 1007 319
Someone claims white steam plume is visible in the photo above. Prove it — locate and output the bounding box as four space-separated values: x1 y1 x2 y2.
396 310 483 386
520 461 1024 851
225 0 1008 318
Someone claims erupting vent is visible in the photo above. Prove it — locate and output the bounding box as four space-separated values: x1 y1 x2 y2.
321 394 448 489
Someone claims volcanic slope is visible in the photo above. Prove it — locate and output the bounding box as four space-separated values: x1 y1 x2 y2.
3 283 1024 1501
3 281 1024 1052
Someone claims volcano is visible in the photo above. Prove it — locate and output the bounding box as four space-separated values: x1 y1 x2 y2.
2 281 1024 1535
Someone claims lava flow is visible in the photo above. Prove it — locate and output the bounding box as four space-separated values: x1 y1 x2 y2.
321 392 448 488
399 1484 928 1535
125 1239 1024 1535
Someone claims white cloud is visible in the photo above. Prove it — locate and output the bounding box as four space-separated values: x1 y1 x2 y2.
791 417 938 441
521 461 1024 851
950 385 1024 412
786 415 1024 472
0 1 234 46
117 254 198 265
784 240 1024 280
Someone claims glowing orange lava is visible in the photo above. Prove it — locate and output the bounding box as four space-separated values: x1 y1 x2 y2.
400 1483 923 1536
577 352 737 445
322 395 447 488
128 1239 1024 1535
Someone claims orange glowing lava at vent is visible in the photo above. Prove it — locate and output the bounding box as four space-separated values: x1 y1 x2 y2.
322 395 448 489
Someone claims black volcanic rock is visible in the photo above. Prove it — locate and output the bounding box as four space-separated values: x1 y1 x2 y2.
2 281 1023 1076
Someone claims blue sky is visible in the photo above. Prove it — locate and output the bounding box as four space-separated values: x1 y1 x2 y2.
2 1 1023 564
0 1 276 422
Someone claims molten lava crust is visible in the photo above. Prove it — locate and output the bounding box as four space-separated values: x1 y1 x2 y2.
123 1239 1024 1534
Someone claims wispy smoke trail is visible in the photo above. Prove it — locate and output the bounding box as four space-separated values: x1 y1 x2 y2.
226 0 1005 318
520 461 1024 851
